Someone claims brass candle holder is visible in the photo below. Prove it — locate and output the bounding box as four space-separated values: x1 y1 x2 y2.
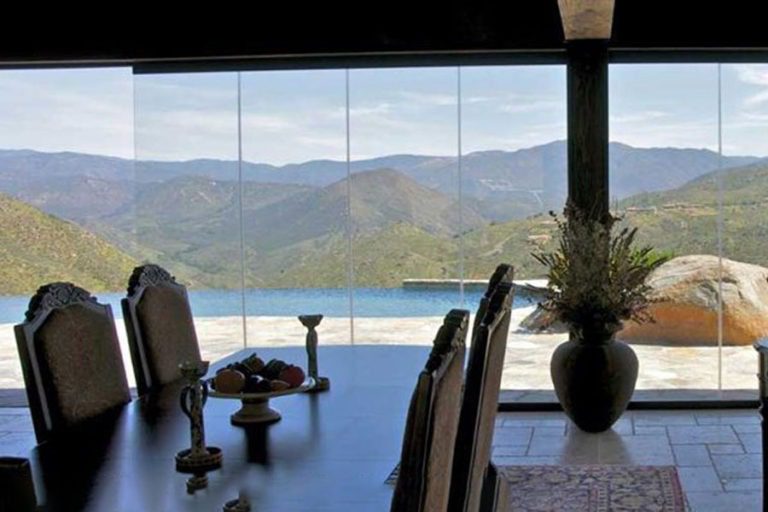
299 314 330 392
175 361 223 493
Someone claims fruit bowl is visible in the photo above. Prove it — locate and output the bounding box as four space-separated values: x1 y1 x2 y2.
207 377 315 426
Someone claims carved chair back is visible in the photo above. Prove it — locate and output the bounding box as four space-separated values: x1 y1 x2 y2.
14 283 130 443
121 264 201 395
449 277 515 512
471 263 514 336
391 309 469 512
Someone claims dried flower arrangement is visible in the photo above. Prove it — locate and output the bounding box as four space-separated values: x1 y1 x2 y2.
532 204 669 343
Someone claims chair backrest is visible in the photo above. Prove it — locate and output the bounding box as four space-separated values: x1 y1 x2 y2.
121 264 201 395
391 309 469 512
14 283 131 443
449 276 514 512
0 457 37 511
472 264 514 336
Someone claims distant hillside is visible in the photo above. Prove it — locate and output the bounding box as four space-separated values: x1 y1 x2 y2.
84 169 487 287
619 161 768 269
0 143 763 291
0 192 138 295
0 143 757 223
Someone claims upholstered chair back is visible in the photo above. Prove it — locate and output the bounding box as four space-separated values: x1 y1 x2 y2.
471 263 514 336
14 283 131 443
122 264 201 395
449 277 514 512
391 309 469 512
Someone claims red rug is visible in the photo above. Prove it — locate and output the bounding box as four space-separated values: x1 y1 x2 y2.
498 465 686 511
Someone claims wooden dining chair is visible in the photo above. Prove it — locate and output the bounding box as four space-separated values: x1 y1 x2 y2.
122 264 202 395
449 277 515 512
0 457 38 511
14 283 131 444
391 309 470 512
472 264 514 335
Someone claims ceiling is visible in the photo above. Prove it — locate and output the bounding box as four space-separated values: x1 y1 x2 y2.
2 1 767 68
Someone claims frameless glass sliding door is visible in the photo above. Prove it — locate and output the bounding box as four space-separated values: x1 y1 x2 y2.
239 70 351 348
132 71 245 360
720 63 768 395
347 67 464 345
460 65 567 396
609 64 722 397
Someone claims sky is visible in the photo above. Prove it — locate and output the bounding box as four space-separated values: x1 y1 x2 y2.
0 64 765 164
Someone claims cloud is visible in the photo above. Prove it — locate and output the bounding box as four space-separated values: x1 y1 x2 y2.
499 98 562 114
398 91 457 107
735 65 768 106
0 69 134 158
610 111 669 124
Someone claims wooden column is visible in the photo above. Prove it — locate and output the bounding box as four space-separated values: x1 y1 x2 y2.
567 39 609 221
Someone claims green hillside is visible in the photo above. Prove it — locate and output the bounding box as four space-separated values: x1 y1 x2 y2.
7 155 768 294
619 161 768 268
0 193 138 295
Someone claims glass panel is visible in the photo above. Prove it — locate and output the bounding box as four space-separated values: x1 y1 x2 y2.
721 63 768 394
348 67 462 345
460 65 567 396
133 72 244 363
239 70 350 348
610 64 721 397
0 68 134 388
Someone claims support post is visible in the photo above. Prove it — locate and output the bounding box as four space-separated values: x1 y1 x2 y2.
567 39 609 221
754 340 768 511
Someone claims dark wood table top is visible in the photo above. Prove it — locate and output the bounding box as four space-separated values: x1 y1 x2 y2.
28 345 429 512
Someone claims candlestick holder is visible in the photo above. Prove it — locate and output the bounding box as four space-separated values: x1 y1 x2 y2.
299 314 330 392
175 361 223 493
223 490 252 512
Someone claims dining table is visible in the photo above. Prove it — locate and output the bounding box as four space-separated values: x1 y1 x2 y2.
25 345 430 512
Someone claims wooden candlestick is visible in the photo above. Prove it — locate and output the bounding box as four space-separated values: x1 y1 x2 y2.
299 315 330 392
175 361 223 493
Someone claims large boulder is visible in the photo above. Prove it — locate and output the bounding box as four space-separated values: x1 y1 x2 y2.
620 255 768 346
518 305 567 333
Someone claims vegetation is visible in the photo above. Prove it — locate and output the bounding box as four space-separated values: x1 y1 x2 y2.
0 193 138 295
1 147 767 295
532 205 668 342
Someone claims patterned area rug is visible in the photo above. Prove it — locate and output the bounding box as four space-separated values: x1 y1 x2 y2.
498 465 685 512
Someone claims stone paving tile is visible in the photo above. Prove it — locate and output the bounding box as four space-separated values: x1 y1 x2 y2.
685 491 760 511
597 434 674 465
530 426 566 437
528 432 600 464
0 407 29 415
0 432 36 458
736 432 761 454
667 425 739 445
502 419 567 428
707 443 745 455
492 445 528 457
492 455 559 466
0 414 33 432
733 423 762 434
677 465 723 492
711 453 762 480
492 427 533 446
606 417 633 435
633 425 667 436
672 444 712 467
695 412 759 426
722 478 762 492
633 411 698 426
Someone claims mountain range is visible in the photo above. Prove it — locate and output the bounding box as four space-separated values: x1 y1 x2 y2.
0 142 757 222
0 142 765 292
